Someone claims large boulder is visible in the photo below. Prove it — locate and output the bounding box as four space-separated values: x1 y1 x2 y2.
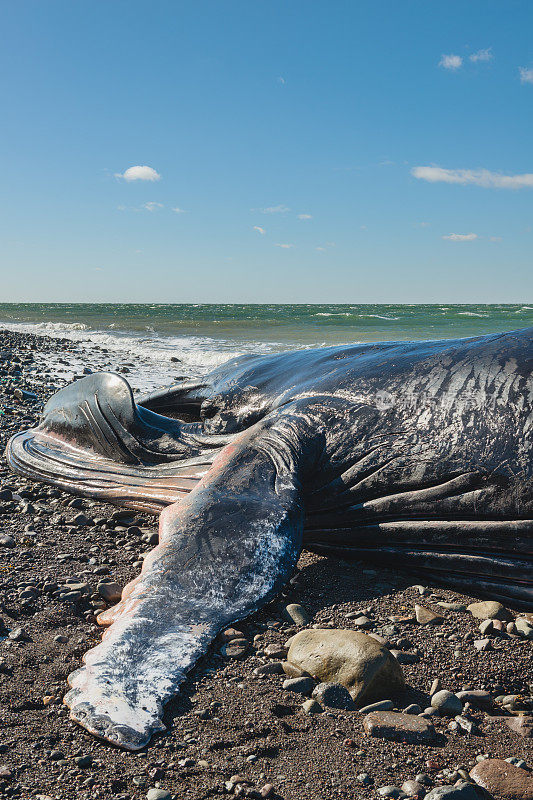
286 628 404 704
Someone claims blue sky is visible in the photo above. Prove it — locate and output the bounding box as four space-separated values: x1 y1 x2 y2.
1 0 532 303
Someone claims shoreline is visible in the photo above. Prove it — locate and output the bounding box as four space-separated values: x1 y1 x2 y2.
0 328 532 800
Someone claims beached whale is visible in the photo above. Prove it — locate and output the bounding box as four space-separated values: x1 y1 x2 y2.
6 328 533 750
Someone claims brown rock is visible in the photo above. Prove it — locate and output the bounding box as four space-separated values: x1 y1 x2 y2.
415 605 444 625
286 628 404 704
97 581 122 603
471 758 533 800
363 711 437 744
467 601 512 621
220 638 249 659
504 716 533 738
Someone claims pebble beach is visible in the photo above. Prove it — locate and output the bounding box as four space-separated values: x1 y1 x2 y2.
0 327 532 800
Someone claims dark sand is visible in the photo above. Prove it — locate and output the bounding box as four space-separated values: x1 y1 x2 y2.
0 328 532 800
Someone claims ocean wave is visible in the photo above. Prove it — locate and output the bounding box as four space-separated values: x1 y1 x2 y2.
33 321 89 332
457 312 488 317
359 314 400 321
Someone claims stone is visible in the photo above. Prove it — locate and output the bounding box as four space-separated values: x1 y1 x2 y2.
283 603 309 626
425 783 488 800
471 758 533 800
97 581 122 603
402 780 426 798
302 698 323 714
473 638 492 651
220 628 244 642
359 699 394 713
281 661 307 678
479 620 495 636
431 690 463 716
515 618 533 639
72 512 93 527
403 703 423 715
220 639 249 659
378 787 405 798
391 650 420 664
0 534 15 547
456 690 493 710
467 601 512 621
504 717 533 738
363 711 437 744
311 682 355 710
282 677 314 695
415 605 444 625
146 790 172 800
286 628 404 703
254 661 285 675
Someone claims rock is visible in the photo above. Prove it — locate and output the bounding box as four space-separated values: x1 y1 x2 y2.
403 703 423 715
456 690 493 710
378 787 405 798
286 628 404 703
471 758 533 800
391 650 420 664
146 790 172 800
402 779 427 798
425 783 488 800
302 698 323 714
220 628 244 642
254 661 285 675
260 785 275 798
282 677 314 695
359 699 394 713
515 618 533 639
430 678 442 695
431 690 463 716
473 638 493 651
220 639 249 659
281 661 308 678
72 512 93 527
479 619 495 636
97 581 122 603
311 682 355 710
363 711 437 744
415 605 444 625
264 643 288 659
467 601 512 621
504 717 533 738
283 603 309 626
0 534 15 547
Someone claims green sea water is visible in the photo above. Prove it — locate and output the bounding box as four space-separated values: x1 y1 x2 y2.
1 302 532 380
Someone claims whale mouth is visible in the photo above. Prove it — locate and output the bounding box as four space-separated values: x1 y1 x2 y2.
7 427 214 512
5 372 229 511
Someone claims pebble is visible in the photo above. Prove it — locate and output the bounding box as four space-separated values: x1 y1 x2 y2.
283 603 309 626
359 699 394 713
515 618 533 639
311 682 355 710
455 690 492 710
402 779 427 798
302 698 323 714
378 786 405 798
146 790 172 800
473 638 492 651
425 783 487 800
97 581 122 603
363 711 437 744
467 601 512 621
403 703 423 715
282 677 314 695
415 605 444 625
431 690 463 716
504 717 533 738
470 757 533 800
220 639 249 659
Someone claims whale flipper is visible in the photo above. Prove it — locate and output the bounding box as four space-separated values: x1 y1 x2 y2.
63 414 307 750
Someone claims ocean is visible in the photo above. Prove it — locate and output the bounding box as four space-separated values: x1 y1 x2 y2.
1 302 533 390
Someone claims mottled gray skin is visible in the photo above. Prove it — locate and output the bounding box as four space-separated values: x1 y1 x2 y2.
6 328 533 750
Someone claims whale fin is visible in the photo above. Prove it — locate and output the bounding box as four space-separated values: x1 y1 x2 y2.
63 413 307 750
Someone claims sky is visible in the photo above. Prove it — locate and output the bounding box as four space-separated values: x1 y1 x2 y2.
1 0 532 303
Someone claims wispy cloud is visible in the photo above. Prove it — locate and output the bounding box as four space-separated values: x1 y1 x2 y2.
253 226 266 235
489 236 503 242
442 233 478 241
172 207 187 213
142 201 164 211
470 48 493 63
439 54 463 70
412 165 533 189
278 76 286 85
115 165 161 182
297 213 313 220
519 67 533 84
275 243 294 249
255 204 291 214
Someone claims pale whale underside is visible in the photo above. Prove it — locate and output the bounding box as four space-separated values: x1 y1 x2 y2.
6 328 533 750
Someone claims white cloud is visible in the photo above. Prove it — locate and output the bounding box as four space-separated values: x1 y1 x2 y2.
115 165 161 182
519 67 533 84
253 226 266 235
257 204 291 214
143 201 164 211
442 233 478 241
316 246 326 251
412 165 533 189
297 213 313 220
275 243 294 249
489 236 503 242
439 54 463 70
172 207 187 213
278 76 286 84
470 48 493 63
